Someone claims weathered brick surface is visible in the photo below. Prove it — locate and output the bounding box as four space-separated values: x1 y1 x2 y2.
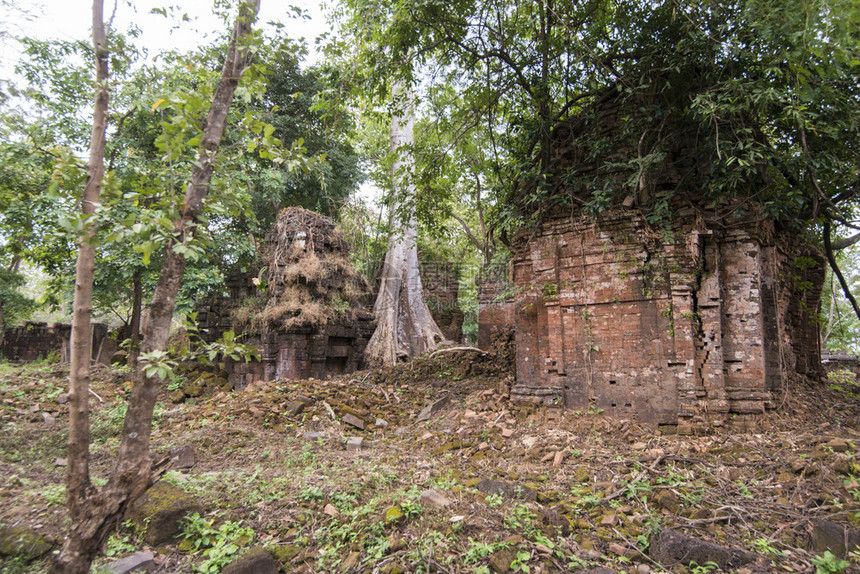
510 208 824 427
421 260 464 342
1 321 109 363
476 278 515 350
199 294 374 389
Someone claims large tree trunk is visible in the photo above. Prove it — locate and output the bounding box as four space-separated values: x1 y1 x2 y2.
52 3 260 572
364 83 444 366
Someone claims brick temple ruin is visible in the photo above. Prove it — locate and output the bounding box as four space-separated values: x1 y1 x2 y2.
196 207 375 388
505 90 826 430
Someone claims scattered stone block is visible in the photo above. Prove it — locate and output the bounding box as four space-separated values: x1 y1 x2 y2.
323 504 339 517
168 444 196 469
41 412 55 425
573 466 590 483
501 428 514 438
432 438 466 454
343 413 366 430
341 551 361 571
54 458 67 467
609 542 632 557
286 396 313 417
552 451 565 467
346 437 364 451
521 436 538 449
384 506 404 524
266 544 300 565
55 393 69 405
419 489 452 508
652 489 681 513
417 396 451 422
375 417 389 427
476 479 537 501
600 513 618 526
302 431 326 440
129 481 203 546
535 507 571 536
488 546 517 573
809 519 860 557
535 543 552 554
0 525 54 561
221 547 280 574
827 438 853 453
183 384 204 398
104 551 155 574
649 528 759 571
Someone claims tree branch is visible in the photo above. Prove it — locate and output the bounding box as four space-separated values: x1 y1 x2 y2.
823 218 860 324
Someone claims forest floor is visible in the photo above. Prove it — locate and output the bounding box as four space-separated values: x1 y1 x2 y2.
1 349 860 574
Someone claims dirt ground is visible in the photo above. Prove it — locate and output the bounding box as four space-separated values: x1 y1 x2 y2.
1 350 859 574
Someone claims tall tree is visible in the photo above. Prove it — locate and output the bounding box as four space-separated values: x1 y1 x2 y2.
57 0 109 570
334 0 449 365
365 84 444 365
52 2 262 571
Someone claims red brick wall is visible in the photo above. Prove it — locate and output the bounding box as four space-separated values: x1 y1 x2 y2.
510 208 823 428
477 278 515 350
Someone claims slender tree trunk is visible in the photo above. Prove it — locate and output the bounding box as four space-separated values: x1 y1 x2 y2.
824 218 860 324
52 3 260 572
127 269 142 367
365 83 444 366
54 1 109 572
822 275 836 347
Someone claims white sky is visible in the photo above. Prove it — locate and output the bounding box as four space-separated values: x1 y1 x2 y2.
0 0 331 76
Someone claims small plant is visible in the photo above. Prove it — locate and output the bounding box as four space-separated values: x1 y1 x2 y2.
297 485 324 502
139 349 179 381
688 561 719 574
751 537 784 557
463 539 497 564
39 483 66 507
624 477 653 501
844 477 860 502
541 282 559 298
735 480 754 498
329 490 358 513
510 549 532 573
827 369 860 398
166 371 186 392
812 551 850 574
485 492 504 508
181 513 255 574
399 496 423 518
504 504 538 537
105 522 138 557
